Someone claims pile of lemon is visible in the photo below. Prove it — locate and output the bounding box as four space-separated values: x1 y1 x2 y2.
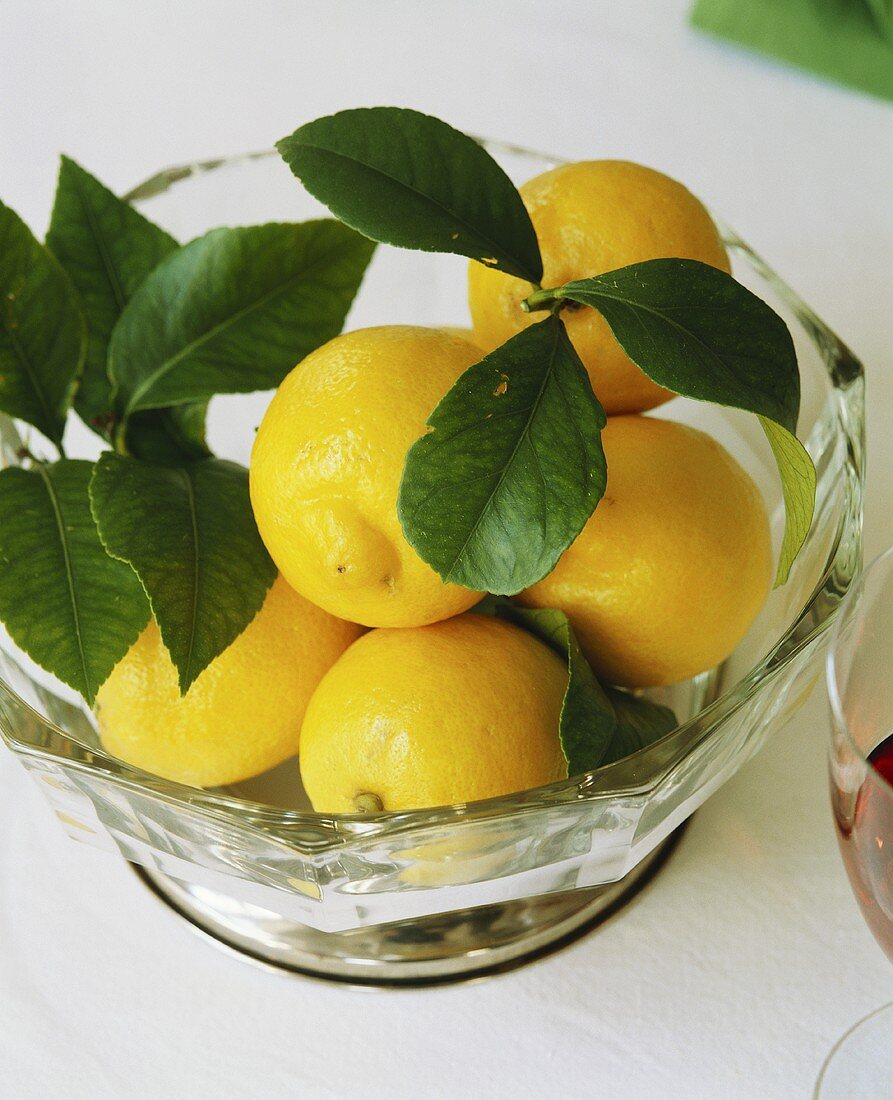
95 161 772 812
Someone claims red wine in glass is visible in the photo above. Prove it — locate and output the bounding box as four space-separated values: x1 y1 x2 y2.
834 730 893 964
822 551 893 1095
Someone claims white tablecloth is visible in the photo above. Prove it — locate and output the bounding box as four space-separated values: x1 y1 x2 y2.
2 3 892 1096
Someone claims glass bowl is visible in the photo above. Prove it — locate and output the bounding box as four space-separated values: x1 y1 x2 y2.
0 144 865 984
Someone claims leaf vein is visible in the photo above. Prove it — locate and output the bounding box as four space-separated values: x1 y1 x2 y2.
180 467 200 687
71 166 128 312
442 323 561 583
124 232 362 412
36 465 90 696
571 283 791 424
292 141 537 282
2 311 60 443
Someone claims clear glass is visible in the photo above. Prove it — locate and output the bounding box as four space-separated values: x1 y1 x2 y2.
0 144 865 975
820 549 893 1095
829 547 893 959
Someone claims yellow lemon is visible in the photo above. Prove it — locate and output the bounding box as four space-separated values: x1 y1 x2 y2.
250 326 483 628
468 160 731 414
95 576 363 787
517 416 772 688
299 613 568 812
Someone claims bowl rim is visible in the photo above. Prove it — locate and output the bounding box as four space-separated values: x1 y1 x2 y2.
0 144 867 851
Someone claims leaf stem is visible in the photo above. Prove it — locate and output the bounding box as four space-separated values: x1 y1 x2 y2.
112 422 130 457
521 286 565 314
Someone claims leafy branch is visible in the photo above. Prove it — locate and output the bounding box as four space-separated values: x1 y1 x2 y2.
0 106 818 721
522 261 815 584
281 107 816 595
0 161 375 700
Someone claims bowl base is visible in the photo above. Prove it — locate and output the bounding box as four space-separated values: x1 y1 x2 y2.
130 823 687 987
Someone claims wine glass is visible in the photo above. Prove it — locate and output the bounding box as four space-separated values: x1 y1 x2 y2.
820 548 893 1095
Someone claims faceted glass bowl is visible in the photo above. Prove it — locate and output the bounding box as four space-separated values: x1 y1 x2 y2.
0 145 865 982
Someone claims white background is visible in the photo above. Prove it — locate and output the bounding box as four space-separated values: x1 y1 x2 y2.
2 2 892 1097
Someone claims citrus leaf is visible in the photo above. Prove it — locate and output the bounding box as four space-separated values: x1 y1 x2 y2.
123 402 212 466
277 107 543 283
866 0 893 38
497 603 678 775
0 460 149 704
548 260 800 430
46 158 204 461
46 156 183 439
398 315 606 595
89 454 276 693
759 416 817 585
604 686 678 761
538 259 814 582
0 201 85 446
497 603 616 776
109 220 375 420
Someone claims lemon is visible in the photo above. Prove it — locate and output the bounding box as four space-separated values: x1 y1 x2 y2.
94 576 363 787
250 326 483 628
468 160 730 414
299 613 568 812
517 416 772 688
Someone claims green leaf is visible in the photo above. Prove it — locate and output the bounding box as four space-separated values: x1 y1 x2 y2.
277 106 543 283
604 686 679 761
497 602 678 775
866 0 893 39
45 158 204 461
123 402 212 465
45 155 180 437
542 260 800 431
89 454 276 692
496 603 616 776
0 201 85 446
759 416 817 585
531 259 815 582
398 315 607 595
109 220 374 423
0 460 149 704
